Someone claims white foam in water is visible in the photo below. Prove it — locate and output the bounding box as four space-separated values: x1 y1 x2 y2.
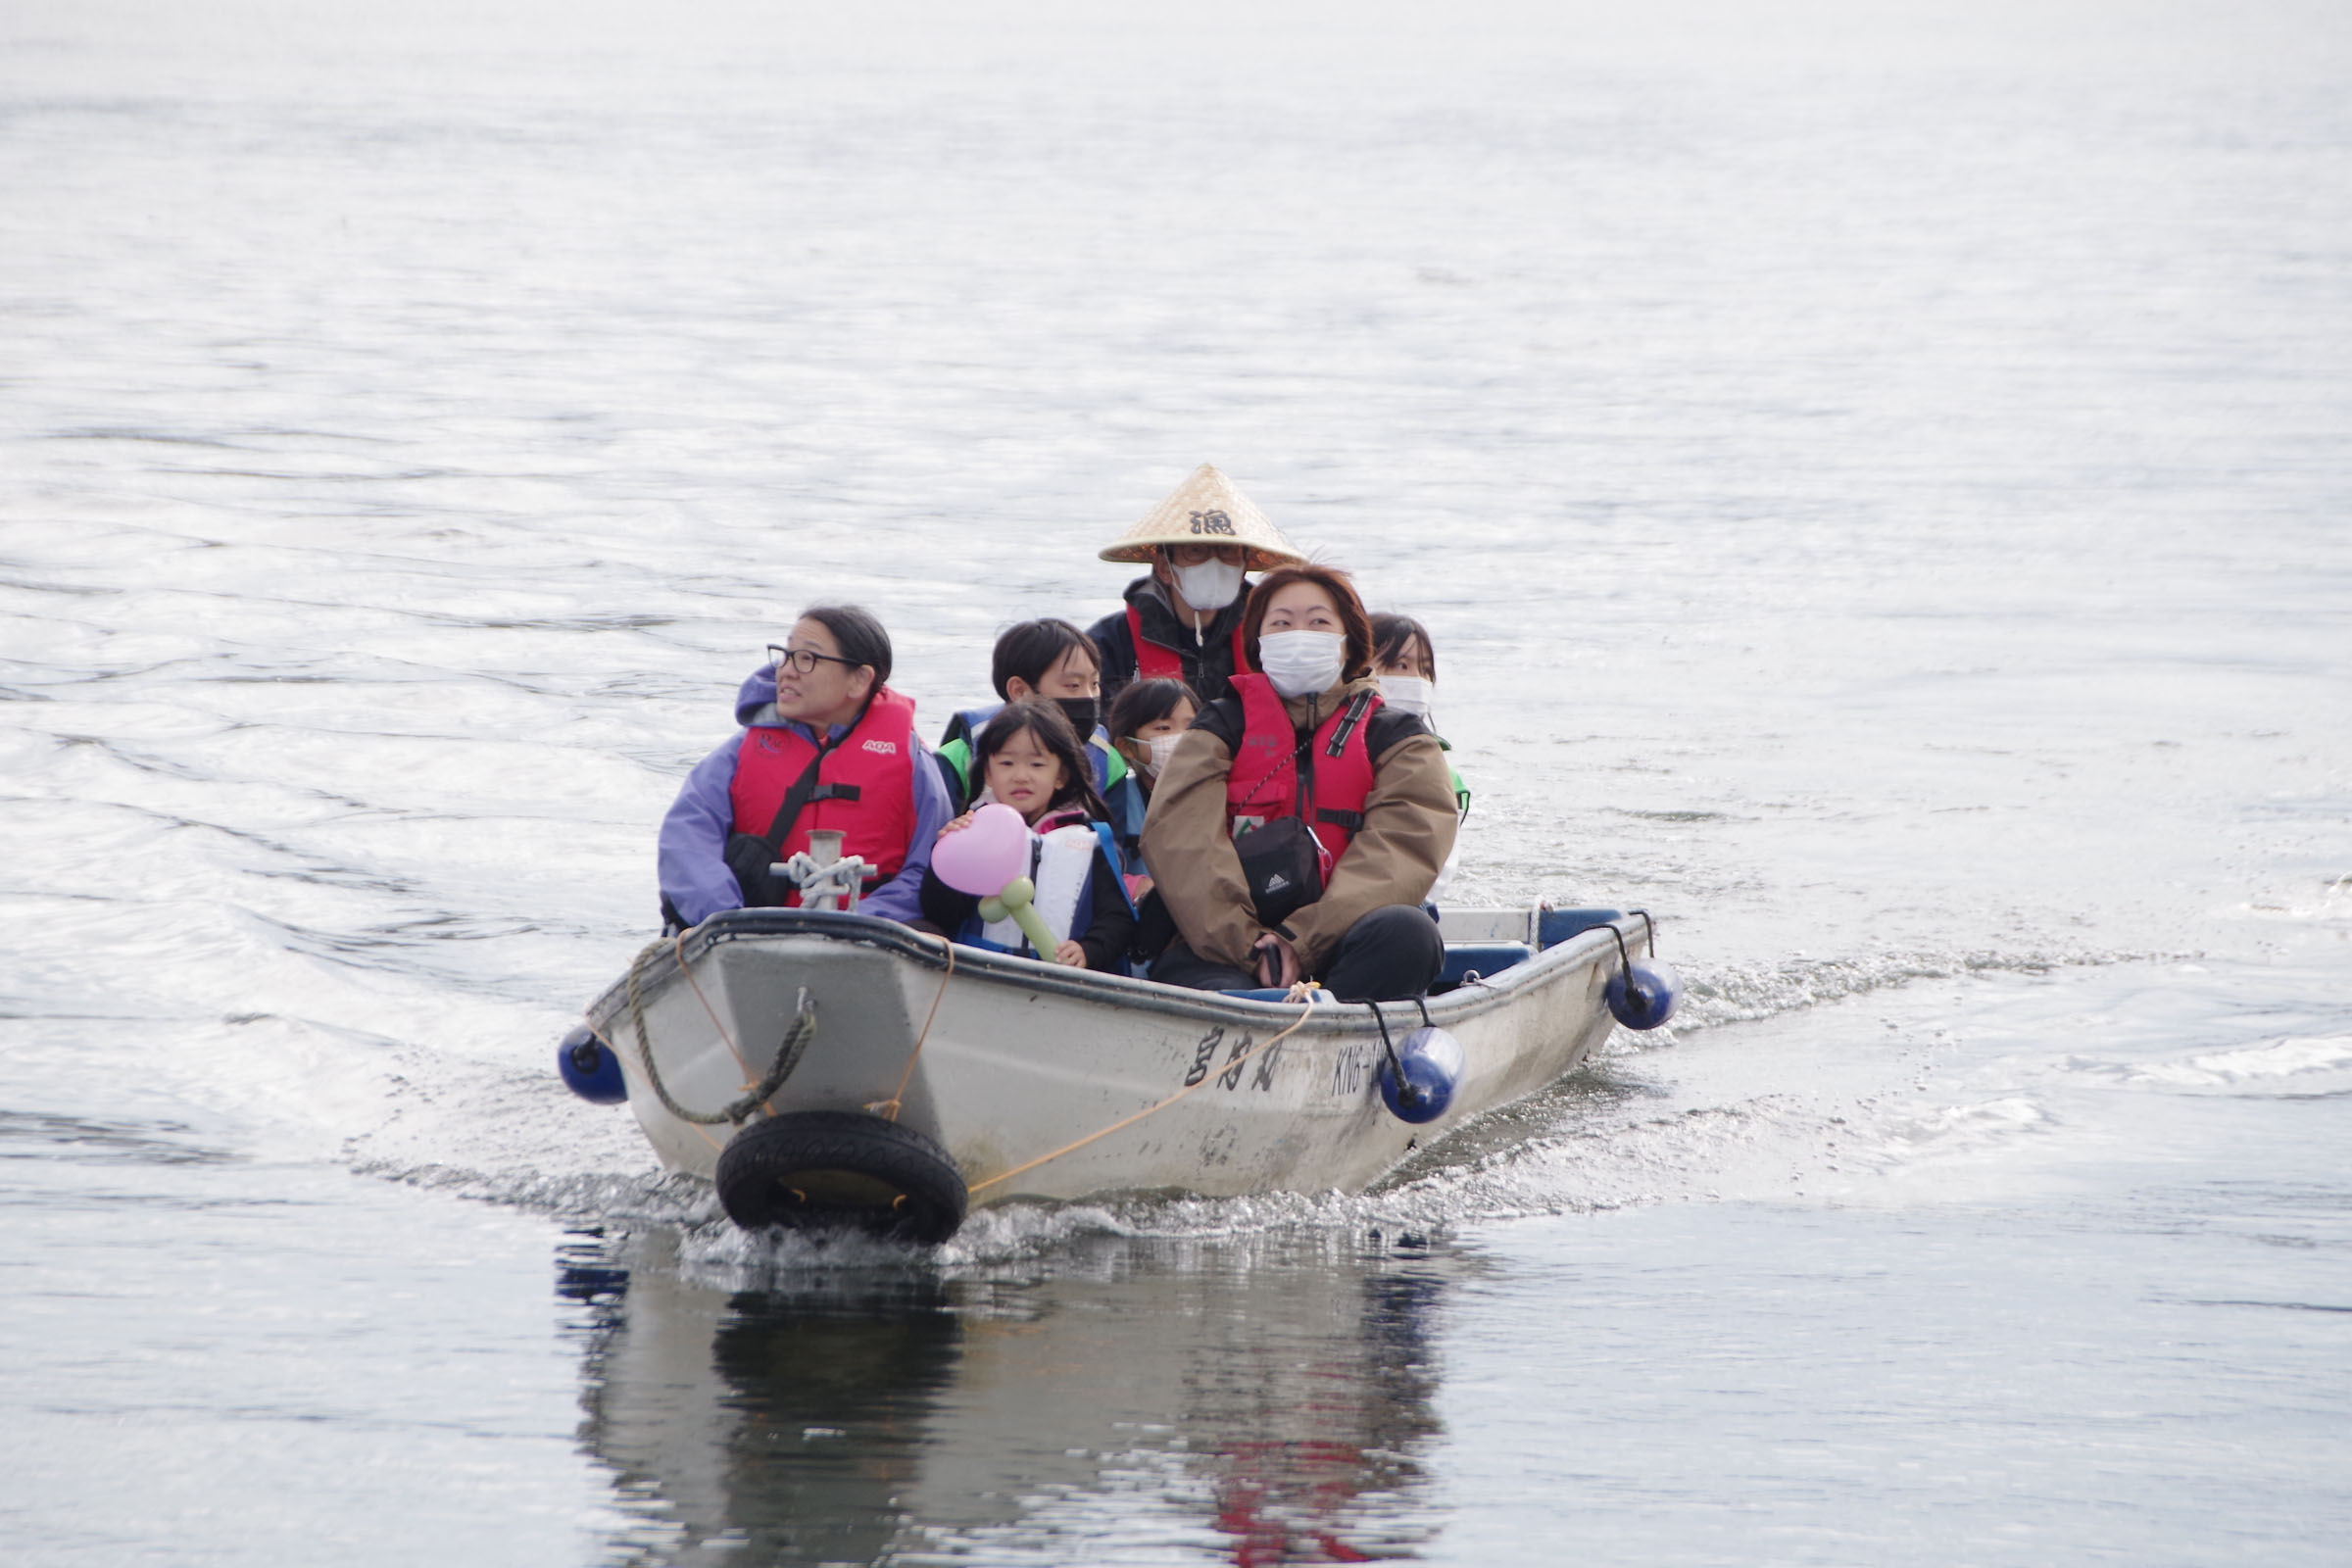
2100 1034 2352 1095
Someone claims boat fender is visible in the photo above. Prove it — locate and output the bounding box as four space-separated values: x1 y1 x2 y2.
714 1110 968 1245
1602 910 1681 1030
557 1023 627 1104
1379 1025 1465 1125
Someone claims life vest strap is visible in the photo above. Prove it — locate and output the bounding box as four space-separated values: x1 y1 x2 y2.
1314 807 1365 831
811 782 861 804
1324 689 1375 758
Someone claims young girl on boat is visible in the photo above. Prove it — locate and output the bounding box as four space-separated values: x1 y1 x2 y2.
1371 612 1470 903
1105 676 1200 803
1104 677 1200 901
1370 613 1470 822
916 698 1137 972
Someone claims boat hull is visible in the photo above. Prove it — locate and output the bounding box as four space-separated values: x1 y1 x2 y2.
582 910 1621 1207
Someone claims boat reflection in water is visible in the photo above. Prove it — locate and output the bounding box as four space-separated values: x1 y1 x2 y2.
560 1223 1459 1564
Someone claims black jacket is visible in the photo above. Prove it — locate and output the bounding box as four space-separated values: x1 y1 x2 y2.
1087 575 1254 707
916 829 1137 973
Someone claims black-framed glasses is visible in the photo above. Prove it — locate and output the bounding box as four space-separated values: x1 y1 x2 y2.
767 643 863 676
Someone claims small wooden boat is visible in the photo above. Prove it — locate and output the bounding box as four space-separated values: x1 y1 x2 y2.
561 906 1677 1243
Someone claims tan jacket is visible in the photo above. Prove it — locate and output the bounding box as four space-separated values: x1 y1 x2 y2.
1141 674 1458 976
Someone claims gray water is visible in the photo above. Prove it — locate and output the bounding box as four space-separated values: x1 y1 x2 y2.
3 1 2349 1562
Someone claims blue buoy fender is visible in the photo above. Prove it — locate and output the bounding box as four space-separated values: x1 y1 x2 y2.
1602 910 1681 1030
1604 958 1682 1030
1380 1025 1465 1125
558 1023 628 1104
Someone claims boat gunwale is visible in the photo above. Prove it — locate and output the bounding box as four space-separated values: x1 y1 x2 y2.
585 907 1624 1035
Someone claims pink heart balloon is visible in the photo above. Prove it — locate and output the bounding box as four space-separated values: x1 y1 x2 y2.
931 801 1032 897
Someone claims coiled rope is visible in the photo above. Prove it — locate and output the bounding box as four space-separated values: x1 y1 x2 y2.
621 937 816 1125
966 982 1324 1198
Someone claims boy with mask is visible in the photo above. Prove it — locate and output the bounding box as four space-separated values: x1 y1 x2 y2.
933 618 1150 869
1086 463 1307 708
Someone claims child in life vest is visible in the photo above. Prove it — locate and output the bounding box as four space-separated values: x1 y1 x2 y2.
1103 677 1200 900
916 698 1137 971
1370 612 1470 902
1105 677 1201 803
933 618 1149 868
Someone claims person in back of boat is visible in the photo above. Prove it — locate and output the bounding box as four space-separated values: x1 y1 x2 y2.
1141 565 1455 1002
657 606 951 932
1102 676 1200 895
1105 676 1200 807
1370 612 1471 902
915 698 1137 972
932 618 1147 867
1087 463 1307 708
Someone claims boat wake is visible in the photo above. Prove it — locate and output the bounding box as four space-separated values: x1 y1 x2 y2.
1672 942 2157 1030
335 937 2209 1262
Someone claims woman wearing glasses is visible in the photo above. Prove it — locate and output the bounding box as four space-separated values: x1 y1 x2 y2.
656 606 953 932
1086 464 1307 708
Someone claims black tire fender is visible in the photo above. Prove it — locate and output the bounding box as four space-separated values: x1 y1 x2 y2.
714 1110 968 1245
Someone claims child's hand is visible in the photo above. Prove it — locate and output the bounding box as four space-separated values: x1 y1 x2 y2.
1054 940 1087 968
938 812 974 837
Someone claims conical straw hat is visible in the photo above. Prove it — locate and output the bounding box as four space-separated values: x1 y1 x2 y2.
1098 464 1307 569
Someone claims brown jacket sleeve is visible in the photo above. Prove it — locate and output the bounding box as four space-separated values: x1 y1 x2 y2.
1140 725 1262 970
1140 694 1459 978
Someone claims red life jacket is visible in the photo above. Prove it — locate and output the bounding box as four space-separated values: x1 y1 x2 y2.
728 688 920 906
1128 603 1250 683
1223 673 1381 870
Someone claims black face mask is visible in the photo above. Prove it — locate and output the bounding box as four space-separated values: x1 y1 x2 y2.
1054 696 1101 739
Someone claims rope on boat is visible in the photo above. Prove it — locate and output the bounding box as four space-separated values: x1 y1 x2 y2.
867 938 956 1123
1366 1001 1405 1082
966 982 1324 1198
671 929 750 1079
623 938 817 1125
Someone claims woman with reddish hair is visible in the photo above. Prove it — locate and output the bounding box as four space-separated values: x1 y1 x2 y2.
1139 564 1455 1001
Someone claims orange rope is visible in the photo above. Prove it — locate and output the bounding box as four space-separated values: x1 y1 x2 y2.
966 984 1321 1197
671 929 752 1079
867 938 956 1122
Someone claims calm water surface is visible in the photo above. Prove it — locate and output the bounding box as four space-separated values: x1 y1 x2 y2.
2 2 2348 1563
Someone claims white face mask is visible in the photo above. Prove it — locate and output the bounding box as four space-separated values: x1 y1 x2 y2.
1145 732 1182 775
1378 675 1434 717
1257 630 1347 698
1170 558 1245 612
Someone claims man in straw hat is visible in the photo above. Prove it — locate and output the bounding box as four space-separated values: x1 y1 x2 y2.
1087 464 1308 708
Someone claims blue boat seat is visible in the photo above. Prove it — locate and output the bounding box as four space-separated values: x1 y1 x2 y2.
1217 987 1339 1004
1435 942 1535 991
1537 907 1622 950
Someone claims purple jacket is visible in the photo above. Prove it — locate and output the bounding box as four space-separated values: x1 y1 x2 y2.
657 666 950 928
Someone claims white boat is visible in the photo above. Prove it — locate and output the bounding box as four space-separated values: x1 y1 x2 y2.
563 906 1677 1242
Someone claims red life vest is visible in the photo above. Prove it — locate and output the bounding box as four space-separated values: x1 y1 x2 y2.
728 688 920 906
1223 673 1381 869
1128 603 1250 684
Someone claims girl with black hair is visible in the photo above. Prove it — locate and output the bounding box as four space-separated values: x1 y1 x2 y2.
1105 676 1201 803
1370 612 1470 823
916 699 1137 971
